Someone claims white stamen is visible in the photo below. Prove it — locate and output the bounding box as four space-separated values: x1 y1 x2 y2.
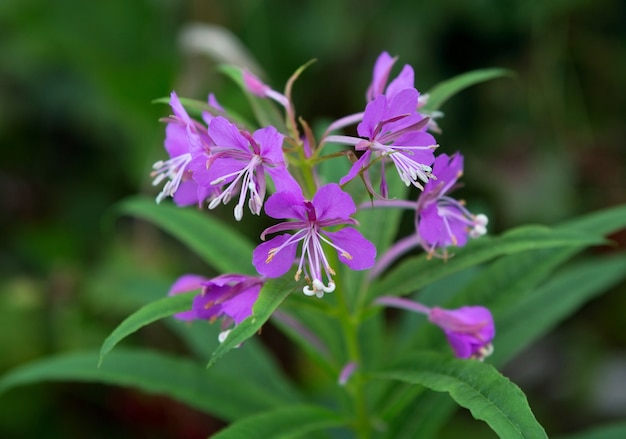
470 224 487 238
218 329 231 343
247 181 263 215
302 285 316 296
150 153 193 204
234 204 243 221
205 154 262 220
475 343 494 361
223 189 233 204
470 214 488 238
303 279 335 298
208 198 221 209
475 213 489 226
385 151 431 190
210 176 227 185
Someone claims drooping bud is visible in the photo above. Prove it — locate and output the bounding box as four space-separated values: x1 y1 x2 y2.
428 306 495 360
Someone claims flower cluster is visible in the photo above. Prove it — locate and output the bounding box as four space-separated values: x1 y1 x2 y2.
152 52 494 360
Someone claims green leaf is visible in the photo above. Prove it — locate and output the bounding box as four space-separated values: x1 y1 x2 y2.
388 392 457 439
167 321 303 403
211 405 347 439
377 352 547 439
371 225 605 300
270 305 339 376
373 205 626 437
422 68 515 112
492 254 626 365
219 64 287 131
554 422 626 439
451 246 575 309
557 203 626 234
0 349 290 421
99 292 195 365
395 247 577 365
209 276 299 367
115 196 256 274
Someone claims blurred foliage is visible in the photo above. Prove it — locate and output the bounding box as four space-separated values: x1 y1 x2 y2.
1 0 625 437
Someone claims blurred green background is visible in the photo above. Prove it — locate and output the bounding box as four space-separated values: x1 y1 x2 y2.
1 0 625 437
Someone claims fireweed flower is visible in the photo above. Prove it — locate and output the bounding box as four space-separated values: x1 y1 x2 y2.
366 51 415 102
367 51 442 133
168 273 263 342
368 152 488 277
167 274 209 321
415 153 488 255
253 184 376 298
193 116 297 221
429 306 495 360
327 89 438 196
321 51 433 149
151 92 217 206
201 93 225 125
376 296 495 360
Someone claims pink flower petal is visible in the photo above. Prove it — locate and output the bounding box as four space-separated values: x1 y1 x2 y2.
208 117 249 152
312 184 357 220
253 234 297 278
264 190 306 220
324 228 376 270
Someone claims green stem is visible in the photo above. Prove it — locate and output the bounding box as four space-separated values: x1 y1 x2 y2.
336 279 371 438
301 160 318 200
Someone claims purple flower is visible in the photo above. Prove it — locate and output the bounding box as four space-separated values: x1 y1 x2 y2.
366 51 415 102
167 274 209 321
151 92 216 206
365 153 488 276
201 93 225 125
168 273 263 341
368 51 443 134
253 184 376 298
416 153 488 255
376 296 494 360
329 89 437 196
429 306 495 360
193 116 299 221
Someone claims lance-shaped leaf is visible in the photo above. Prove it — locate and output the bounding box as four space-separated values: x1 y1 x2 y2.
211 405 348 439
376 204 626 436
208 276 299 367
376 352 547 439
167 321 303 403
99 292 195 365
422 68 515 112
554 422 626 439
557 203 626 234
270 307 338 377
115 196 256 274
0 349 288 420
492 254 626 365
370 225 605 301
370 206 626 438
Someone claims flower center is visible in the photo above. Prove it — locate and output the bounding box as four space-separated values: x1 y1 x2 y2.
208 154 263 220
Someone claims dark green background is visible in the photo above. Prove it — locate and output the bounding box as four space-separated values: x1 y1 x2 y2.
1 0 625 437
